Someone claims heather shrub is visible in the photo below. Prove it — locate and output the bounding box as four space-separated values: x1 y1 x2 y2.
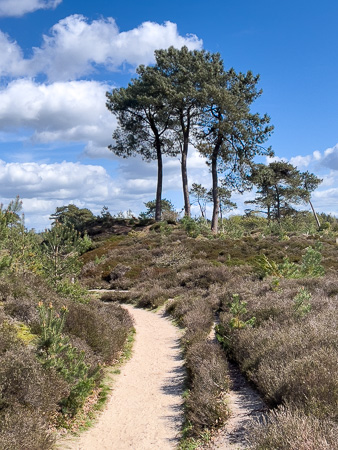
248 405 337 450
181 298 214 346
217 275 337 425
0 347 69 417
65 301 133 362
0 405 55 450
0 320 20 353
4 297 39 325
136 284 168 309
177 260 236 289
185 341 230 434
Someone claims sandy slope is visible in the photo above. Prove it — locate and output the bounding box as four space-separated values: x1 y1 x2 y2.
59 305 184 450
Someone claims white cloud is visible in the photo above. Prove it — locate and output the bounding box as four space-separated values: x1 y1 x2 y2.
0 15 202 81
289 154 312 168
0 79 115 147
0 160 119 199
35 16 202 81
284 145 338 172
0 31 28 77
321 144 338 170
0 0 62 17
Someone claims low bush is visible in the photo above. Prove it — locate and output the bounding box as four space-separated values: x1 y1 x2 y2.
0 347 69 417
0 405 55 450
248 405 337 450
217 275 338 425
185 341 230 434
65 301 133 363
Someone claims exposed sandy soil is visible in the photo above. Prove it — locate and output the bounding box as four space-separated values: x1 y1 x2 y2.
203 362 267 449
58 305 184 450
203 324 267 449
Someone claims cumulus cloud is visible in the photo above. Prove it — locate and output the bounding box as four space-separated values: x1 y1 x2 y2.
320 144 338 171
0 31 29 77
0 0 62 17
0 79 115 147
287 144 338 172
0 160 119 200
0 15 202 81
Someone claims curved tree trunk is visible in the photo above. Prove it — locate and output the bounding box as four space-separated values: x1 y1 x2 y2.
309 198 321 229
155 147 163 222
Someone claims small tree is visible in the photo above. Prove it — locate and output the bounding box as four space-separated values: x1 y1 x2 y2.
300 171 322 229
50 204 95 232
246 162 322 223
139 198 176 221
0 197 41 275
189 183 209 218
41 223 91 287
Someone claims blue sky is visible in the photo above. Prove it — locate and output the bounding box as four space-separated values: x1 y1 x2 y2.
0 0 337 229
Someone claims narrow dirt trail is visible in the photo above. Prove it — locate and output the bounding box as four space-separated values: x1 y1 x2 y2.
58 305 185 450
203 324 267 449
204 362 267 449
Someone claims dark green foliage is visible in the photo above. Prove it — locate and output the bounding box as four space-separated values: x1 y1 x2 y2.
246 162 321 222
50 204 95 232
140 198 176 221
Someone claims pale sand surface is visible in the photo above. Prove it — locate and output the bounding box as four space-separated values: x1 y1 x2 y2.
202 324 267 449
58 305 184 450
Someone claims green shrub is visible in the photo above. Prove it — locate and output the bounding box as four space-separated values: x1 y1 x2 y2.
37 302 99 415
293 287 312 317
56 279 90 303
255 245 325 279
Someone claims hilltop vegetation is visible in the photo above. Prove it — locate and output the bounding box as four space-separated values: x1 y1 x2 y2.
0 200 134 449
78 213 337 448
0 195 337 449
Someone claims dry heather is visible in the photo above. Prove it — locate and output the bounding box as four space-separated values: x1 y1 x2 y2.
0 272 133 449
78 224 337 445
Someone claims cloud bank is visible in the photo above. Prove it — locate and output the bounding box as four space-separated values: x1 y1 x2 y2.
0 16 202 81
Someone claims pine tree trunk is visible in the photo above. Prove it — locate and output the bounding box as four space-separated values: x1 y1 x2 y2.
309 198 321 229
155 147 163 222
211 148 220 234
181 139 191 217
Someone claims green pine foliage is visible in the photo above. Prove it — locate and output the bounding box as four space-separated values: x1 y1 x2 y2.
255 245 325 279
37 302 98 415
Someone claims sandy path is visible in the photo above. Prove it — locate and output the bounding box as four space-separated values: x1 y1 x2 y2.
202 324 267 449
204 362 267 449
59 305 184 450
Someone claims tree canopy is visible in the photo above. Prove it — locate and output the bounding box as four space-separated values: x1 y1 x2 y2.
106 46 324 232
245 162 322 222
